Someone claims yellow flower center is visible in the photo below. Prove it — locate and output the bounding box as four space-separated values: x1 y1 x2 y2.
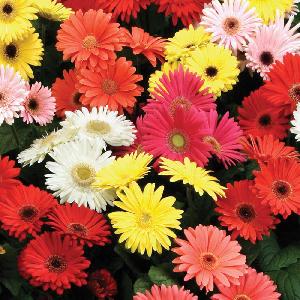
101 79 118 95
234 295 251 300
203 136 222 153
272 180 292 199
71 163 95 187
222 17 241 35
82 35 98 49
199 252 219 271
138 212 152 228
86 120 111 135
4 43 18 60
169 132 187 153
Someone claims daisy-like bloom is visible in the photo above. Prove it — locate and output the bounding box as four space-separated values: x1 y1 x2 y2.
0 28 44 80
0 184 57 241
108 181 183 256
0 0 37 43
78 57 143 113
59 0 103 12
172 225 247 292
238 89 289 139
165 25 211 63
45 139 116 212
216 180 278 243
0 156 20 191
291 102 300 141
93 151 152 190
56 9 125 71
47 203 111 247
18 232 90 295
0 64 27 125
21 82 56 125
61 106 136 147
134 284 198 300
141 105 212 167
160 157 226 201
88 269 117 300
241 134 299 166
52 69 82 118
186 44 239 97
212 267 281 300
254 157 300 218
124 27 166 67
201 0 262 54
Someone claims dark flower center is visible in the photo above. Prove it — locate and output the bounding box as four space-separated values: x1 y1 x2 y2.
27 99 39 111
199 252 219 271
272 180 292 199
260 51 274 66
223 17 240 35
2 4 13 15
72 92 82 105
258 114 271 126
45 255 67 273
236 204 256 223
5 43 17 59
67 223 88 237
288 83 300 103
205 66 218 77
18 205 39 222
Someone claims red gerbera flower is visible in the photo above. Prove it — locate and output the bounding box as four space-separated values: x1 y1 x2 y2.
216 180 278 243
52 69 83 118
141 105 212 167
59 0 103 12
254 157 300 218
238 89 289 139
88 269 117 300
0 185 57 241
56 9 125 71
18 232 90 295
47 203 111 247
78 57 143 112
0 156 20 192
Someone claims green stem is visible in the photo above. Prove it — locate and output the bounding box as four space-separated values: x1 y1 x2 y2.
11 125 20 148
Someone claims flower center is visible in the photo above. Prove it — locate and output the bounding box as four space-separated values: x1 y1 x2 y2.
72 92 82 105
272 180 292 199
260 51 274 66
203 136 222 153
82 35 98 49
86 120 111 135
138 212 152 228
67 223 88 237
71 163 95 187
5 43 18 59
26 98 39 112
0 92 8 106
168 132 187 153
236 204 256 223
258 114 271 127
18 205 39 222
2 3 12 14
205 66 218 78
101 79 118 95
199 252 219 271
234 295 251 300
222 17 241 35
288 83 300 103
170 96 192 114
45 255 67 273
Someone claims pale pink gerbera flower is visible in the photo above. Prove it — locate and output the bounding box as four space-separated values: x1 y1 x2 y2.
212 268 281 300
0 65 28 125
172 225 247 293
21 82 56 125
201 0 262 54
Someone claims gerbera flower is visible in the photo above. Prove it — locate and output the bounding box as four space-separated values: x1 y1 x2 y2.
241 134 299 166
78 57 143 113
108 181 183 256
124 27 166 67
45 139 116 212
216 180 278 243
0 0 37 43
286 0 300 17
212 268 281 300
134 284 197 300
47 203 111 247
59 0 103 12
93 151 152 190
291 102 300 141
56 9 125 71
186 44 239 97
141 105 212 167
0 156 20 191
18 232 90 295
0 64 27 125
52 69 82 118
172 225 247 292
61 106 136 147
201 0 262 54
238 89 289 139
0 28 44 79
165 25 211 63
0 184 57 241
21 82 56 125
254 157 300 218
159 157 226 201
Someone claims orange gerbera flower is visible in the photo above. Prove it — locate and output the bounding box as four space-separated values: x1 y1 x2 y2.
52 69 83 118
56 9 125 71
78 57 143 112
124 27 166 67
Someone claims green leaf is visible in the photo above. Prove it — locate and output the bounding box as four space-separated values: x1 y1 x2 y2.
133 275 153 294
2 277 22 297
148 265 178 286
239 239 260 265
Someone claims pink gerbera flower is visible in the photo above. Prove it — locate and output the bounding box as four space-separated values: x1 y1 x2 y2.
203 110 245 168
21 82 56 125
0 65 28 125
212 268 281 300
201 0 262 54
172 225 247 293
141 105 212 167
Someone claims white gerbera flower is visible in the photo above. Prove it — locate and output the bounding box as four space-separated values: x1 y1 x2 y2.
45 139 116 212
291 103 300 141
61 106 136 147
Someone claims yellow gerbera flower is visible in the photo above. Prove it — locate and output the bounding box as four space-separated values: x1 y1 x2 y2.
93 151 153 190
185 43 239 97
0 0 37 43
159 157 226 201
0 28 44 79
165 24 212 63
32 0 72 22
108 181 183 256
